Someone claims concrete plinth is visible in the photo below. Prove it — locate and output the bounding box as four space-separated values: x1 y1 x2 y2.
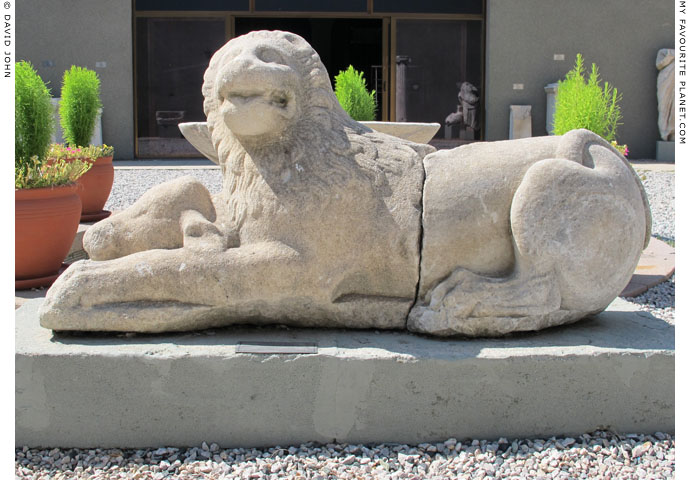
16 298 674 448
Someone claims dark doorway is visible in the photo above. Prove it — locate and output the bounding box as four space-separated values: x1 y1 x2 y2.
235 17 384 120
136 17 226 157
395 19 483 141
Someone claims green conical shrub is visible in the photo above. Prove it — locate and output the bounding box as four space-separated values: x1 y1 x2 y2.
553 53 622 143
60 66 102 147
334 65 377 121
15 61 54 163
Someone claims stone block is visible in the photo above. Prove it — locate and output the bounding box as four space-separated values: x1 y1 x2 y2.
544 83 558 135
509 105 532 139
16 298 674 448
656 140 675 162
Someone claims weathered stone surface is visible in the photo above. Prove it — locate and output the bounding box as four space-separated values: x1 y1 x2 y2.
40 30 431 333
39 31 651 337
180 120 440 156
409 130 651 336
509 105 532 139
178 121 219 164
359 121 440 144
656 48 674 141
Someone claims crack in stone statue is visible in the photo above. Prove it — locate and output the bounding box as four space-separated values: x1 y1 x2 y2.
39 31 651 337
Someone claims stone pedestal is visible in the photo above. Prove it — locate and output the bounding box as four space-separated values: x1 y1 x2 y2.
544 83 559 135
16 298 674 448
656 140 675 162
509 105 532 139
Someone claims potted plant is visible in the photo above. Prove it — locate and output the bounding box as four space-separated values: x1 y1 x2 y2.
334 65 440 144
15 61 91 289
334 65 377 122
59 65 114 221
553 53 628 156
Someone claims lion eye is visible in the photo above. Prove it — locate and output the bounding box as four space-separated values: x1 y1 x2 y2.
271 93 289 107
258 48 283 65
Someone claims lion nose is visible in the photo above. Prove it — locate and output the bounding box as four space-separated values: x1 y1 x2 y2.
216 53 264 96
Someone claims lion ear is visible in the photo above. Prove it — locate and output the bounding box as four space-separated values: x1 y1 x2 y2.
178 122 220 165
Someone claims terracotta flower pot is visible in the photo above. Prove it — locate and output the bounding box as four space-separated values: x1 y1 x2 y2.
15 184 82 289
77 155 114 222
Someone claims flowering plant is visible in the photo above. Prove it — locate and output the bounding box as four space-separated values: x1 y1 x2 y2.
48 143 83 161
83 144 115 159
48 143 115 161
610 141 629 157
15 155 91 189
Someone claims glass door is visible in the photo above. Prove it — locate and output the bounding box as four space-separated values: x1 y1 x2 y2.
135 17 226 157
133 12 484 156
393 19 483 142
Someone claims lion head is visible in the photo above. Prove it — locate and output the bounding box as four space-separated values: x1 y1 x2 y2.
202 31 360 164
201 30 432 219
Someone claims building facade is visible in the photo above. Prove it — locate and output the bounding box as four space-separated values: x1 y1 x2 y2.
18 0 674 159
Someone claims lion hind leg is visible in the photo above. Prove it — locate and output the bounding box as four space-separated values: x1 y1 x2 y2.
408 265 578 336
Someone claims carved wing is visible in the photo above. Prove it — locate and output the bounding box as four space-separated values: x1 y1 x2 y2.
178 122 219 165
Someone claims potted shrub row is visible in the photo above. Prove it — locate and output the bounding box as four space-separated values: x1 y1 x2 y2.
15 62 114 289
15 61 91 289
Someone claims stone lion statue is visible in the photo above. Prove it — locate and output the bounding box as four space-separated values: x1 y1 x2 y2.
39 31 650 337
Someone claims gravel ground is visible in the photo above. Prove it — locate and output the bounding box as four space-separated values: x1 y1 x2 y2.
14 431 676 480
621 169 675 324
638 170 675 245
18 166 674 479
105 168 223 212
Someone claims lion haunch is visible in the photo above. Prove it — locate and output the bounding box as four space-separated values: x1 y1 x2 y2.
39 31 650 337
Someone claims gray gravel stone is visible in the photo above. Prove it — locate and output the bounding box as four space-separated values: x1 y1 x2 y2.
15 431 674 479
625 274 675 324
105 168 222 212
638 170 674 244
622 169 675 324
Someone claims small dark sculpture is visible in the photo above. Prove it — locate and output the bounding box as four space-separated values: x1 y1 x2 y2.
445 81 480 139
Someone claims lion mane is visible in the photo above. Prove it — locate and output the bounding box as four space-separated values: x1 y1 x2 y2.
200 30 433 202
